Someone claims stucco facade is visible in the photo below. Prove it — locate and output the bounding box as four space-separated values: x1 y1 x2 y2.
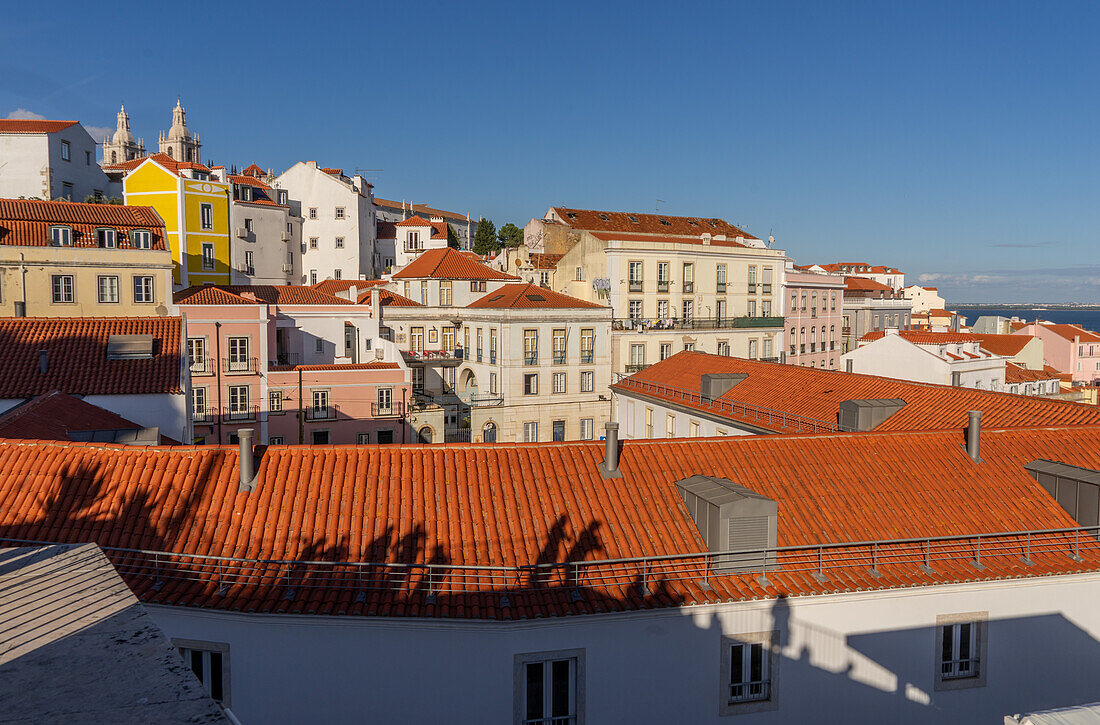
784 269 845 369
841 332 1006 391
1017 323 1100 386
0 121 115 202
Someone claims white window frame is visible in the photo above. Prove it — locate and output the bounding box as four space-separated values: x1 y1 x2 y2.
201 243 215 270
60 140 71 161
357 433 370 444
49 225 72 246
51 274 75 303
97 275 119 303
524 373 538 396
187 337 207 373
514 648 584 725
523 421 538 442
579 418 593 440
133 275 154 304
228 385 250 417
580 371 594 393
334 206 345 219
552 372 566 394
131 229 152 249
335 236 345 248
200 203 213 230
174 639 230 706
935 612 988 691
268 390 283 413
97 228 117 248
720 631 779 715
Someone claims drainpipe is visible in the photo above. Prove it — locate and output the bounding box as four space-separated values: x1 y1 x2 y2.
18 252 27 317
215 322 223 443
298 367 304 445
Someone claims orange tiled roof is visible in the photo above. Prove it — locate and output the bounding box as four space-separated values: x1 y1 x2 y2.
468 283 606 310
860 330 979 344
0 391 149 441
0 120 78 134
175 285 352 306
228 174 271 190
395 215 431 227
1005 362 1058 384
240 163 266 177
102 153 211 177
844 276 895 292
268 362 400 372
0 426 1099 618
0 317 182 397
392 247 520 281
552 207 758 240
1040 324 1100 344
311 279 386 296
589 231 749 249
614 351 1100 433
529 253 563 269
356 287 423 307
974 334 1034 357
0 199 167 250
373 197 469 222
174 286 258 305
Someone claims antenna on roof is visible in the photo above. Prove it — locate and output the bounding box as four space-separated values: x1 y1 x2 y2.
655 199 665 212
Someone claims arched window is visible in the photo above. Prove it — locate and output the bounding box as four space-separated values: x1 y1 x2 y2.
418 426 433 444
111 151 117 163
166 147 173 158
483 421 497 444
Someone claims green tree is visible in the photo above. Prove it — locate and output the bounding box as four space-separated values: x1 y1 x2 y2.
497 222 524 248
473 217 498 255
446 223 461 249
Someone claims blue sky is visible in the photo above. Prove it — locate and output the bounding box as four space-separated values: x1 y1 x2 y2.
3 1 1099 303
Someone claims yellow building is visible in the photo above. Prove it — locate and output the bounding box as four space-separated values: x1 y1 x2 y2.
104 152 230 286
0 199 174 317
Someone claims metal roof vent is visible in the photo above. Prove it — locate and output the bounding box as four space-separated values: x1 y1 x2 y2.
106 334 155 360
675 475 777 573
701 373 747 401
838 398 906 432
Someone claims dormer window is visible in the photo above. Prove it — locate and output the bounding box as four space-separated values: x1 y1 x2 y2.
239 185 252 202
598 213 610 221
131 229 152 249
277 191 288 205
97 228 117 248
49 226 72 246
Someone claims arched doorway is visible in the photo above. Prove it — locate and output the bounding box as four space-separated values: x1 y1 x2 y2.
418 426 433 444
461 369 479 396
482 421 497 443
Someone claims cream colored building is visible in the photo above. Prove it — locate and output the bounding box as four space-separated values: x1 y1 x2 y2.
0 199 174 317
524 208 787 375
378 247 613 443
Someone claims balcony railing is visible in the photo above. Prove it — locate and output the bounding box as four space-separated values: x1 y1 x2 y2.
371 401 405 418
306 404 338 421
476 351 483 362
613 316 784 332
223 406 259 422
275 352 301 366
625 363 649 373
748 283 757 294
9 526 1094 609
683 281 694 293
552 353 567 365
224 356 258 374
524 353 538 366
189 357 214 376
759 356 780 363
191 407 215 424
657 280 669 293
469 394 504 407
580 351 594 364
402 349 465 364
628 280 643 292
615 377 844 433
490 352 497 364
716 282 726 293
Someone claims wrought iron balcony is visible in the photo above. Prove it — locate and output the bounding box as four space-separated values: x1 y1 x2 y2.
370 401 405 418
223 406 259 422
401 349 464 366
716 282 726 293
580 351 594 364
682 282 694 293
613 316 784 332
223 357 258 374
191 407 215 424
524 353 538 366
628 280 643 292
552 353 567 365
656 280 669 293
625 363 649 373
306 404 338 421
189 357 214 376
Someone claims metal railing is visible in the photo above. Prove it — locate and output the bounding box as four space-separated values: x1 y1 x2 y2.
224 357 258 374
629 280 643 292
614 376 844 433
625 364 649 373
580 351 594 364
223 406 260 422
189 357 214 376
552 353 567 364
657 280 669 293
683 282 694 293
2 526 1094 603
469 394 504 407
524 354 538 366
371 401 404 418
192 407 216 424
276 352 300 366
614 316 784 332
716 282 726 293
306 404 338 421
402 350 464 363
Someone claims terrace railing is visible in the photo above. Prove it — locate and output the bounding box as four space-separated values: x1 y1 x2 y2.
2 526 1094 602
615 376 845 433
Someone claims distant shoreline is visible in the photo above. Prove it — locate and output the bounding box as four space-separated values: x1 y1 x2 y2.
954 304 1100 310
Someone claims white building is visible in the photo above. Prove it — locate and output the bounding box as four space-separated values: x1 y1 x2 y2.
4 423 1100 723
843 329 1006 390
212 164 301 284
902 284 946 314
274 161 376 283
0 119 115 201
391 215 451 270
373 197 475 251
379 246 613 443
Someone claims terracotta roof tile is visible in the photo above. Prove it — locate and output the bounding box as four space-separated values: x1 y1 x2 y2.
0 120 78 134
240 164 266 177
0 391 151 441
0 199 167 250
844 277 895 292
228 174 271 190
355 288 423 307
614 351 1100 433
553 207 758 239
376 221 397 239
0 317 182 396
311 279 386 296
972 334 1035 358
174 286 258 305
1 426 1099 618
392 248 520 281
175 285 351 306
102 153 211 177
373 198 469 222
860 330 980 344
529 253 563 269
589 231 749 248
1005 362 1058 384
1040 324 1100 344
395 215 432 227
467 283 606 309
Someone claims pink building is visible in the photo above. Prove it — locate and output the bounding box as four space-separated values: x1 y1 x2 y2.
784 269 845 369
176 284 412 444
1016 323 1100 386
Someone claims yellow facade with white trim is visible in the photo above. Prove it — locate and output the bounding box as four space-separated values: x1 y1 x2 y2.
121 160 230 286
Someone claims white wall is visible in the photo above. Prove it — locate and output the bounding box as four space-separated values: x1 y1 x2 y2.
148 572 1100 724
614 393 759 439
82 392 188 442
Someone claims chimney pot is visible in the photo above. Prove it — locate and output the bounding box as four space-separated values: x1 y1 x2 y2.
966 410 982 462
238 428 256 491
600 422 622 478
